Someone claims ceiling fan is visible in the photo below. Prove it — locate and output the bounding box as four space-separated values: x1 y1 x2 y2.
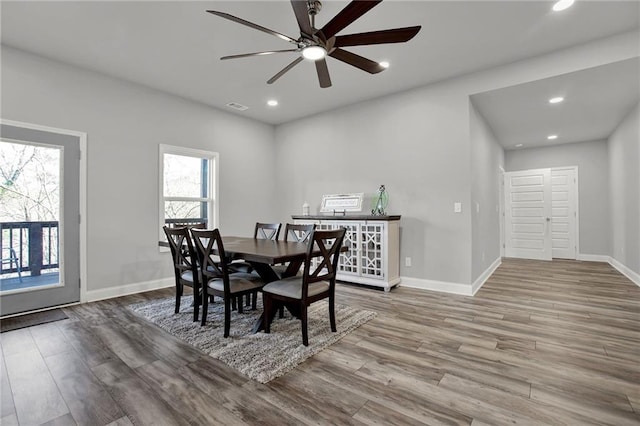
207 0 421 88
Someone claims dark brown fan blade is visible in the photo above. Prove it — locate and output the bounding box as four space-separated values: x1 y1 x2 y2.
334 26 421 47
221 49 299 60
329 48 385 74
291 0 313 37
206 10 298 45
267 57 304 84
320 1 382 39
315 59 332 88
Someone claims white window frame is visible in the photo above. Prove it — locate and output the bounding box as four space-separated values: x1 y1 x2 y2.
158 144 219 248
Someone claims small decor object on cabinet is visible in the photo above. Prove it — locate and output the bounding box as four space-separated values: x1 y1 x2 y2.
320 193 364 214
371 185 389 216
302 202 310 216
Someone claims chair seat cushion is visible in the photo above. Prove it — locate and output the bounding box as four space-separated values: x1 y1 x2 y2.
207 272 264 294
228 261 253 274
180 270 197 284
262 277 329 300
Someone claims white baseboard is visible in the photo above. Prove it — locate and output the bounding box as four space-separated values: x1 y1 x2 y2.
471 257 502 296
400 257 502 297
84 277 174 303
608 257 640 288
578 253 610 262
400 276 473 296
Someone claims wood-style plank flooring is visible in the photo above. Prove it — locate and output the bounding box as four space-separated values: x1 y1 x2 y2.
1 259 639 425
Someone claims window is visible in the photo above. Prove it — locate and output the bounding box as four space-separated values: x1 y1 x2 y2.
159 145 218 243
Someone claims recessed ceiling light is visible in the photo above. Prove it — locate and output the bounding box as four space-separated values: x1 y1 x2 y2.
516 144 523 148
549 97 564 104
379 61 390 69
547 135 558 140
267 100 278 107
553 0 575 12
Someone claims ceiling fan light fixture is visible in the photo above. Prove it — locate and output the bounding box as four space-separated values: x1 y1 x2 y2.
547 135 558 140
302 45 327 61
379 61 390 69
549 96 564 104
552 0 575 12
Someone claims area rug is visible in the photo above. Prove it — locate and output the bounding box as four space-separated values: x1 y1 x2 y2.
128 296 376 383
1 308 68 333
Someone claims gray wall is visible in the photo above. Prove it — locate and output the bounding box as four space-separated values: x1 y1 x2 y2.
1 46 277 293
275 83 474 286
505 140 610 257
608 103 640 275
470 101 504 281
275 33 635 287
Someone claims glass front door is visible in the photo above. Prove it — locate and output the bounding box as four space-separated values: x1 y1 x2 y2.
0 123 81 316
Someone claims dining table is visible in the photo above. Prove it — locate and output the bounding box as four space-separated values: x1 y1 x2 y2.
160 234 346 333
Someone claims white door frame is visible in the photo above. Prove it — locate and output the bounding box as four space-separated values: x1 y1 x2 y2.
499 166 505 258
0 119 87 306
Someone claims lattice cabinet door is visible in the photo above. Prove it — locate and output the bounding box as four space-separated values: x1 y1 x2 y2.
316 221 360 276
360 222 385 279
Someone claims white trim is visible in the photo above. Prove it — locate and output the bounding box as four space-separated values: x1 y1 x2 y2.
85 277 174 303
499 166 505 258
400 276 473 296
608 257 640 288
577 254 640 288
0 119 88 305
472 257 502 295
577 253 609 262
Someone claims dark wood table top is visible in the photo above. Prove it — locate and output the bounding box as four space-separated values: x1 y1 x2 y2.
221 236 310 265
159 235 345 265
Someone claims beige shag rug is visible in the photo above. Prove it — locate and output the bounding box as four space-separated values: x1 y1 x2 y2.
128 296 376 383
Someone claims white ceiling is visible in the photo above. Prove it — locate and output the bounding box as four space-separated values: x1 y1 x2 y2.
1 0 639 135
471 58 640 150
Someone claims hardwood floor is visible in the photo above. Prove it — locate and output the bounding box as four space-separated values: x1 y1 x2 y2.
1 259 639 425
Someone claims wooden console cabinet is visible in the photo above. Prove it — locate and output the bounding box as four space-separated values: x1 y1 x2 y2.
292 215 401 291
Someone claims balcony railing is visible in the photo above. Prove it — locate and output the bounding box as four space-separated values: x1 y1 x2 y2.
0 221 59 276
164 218 208 227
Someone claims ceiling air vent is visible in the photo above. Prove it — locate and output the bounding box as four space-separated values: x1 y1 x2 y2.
226 102 249 111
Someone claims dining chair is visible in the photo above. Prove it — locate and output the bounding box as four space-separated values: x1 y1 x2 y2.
228 222 282 309
191 228 265 337
163 226 201 322
271 223 315 279
262 228 346 346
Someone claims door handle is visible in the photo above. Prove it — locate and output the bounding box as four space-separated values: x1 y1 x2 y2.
545 217 550 235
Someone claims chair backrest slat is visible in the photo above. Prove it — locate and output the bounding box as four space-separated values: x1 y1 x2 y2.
302 228 346 299
254 222 282 241
163 226 197 273
191 228 227 283
284 223 315 243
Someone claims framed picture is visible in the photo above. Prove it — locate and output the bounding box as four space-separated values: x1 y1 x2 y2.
320 193 364 213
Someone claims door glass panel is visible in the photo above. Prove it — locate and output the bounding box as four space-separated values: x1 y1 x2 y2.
0 141 61 293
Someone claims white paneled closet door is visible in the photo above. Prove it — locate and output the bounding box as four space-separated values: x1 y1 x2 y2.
504 168 552 260
551 167 578 259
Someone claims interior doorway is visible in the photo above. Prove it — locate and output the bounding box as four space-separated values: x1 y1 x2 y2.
504 166 578 261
